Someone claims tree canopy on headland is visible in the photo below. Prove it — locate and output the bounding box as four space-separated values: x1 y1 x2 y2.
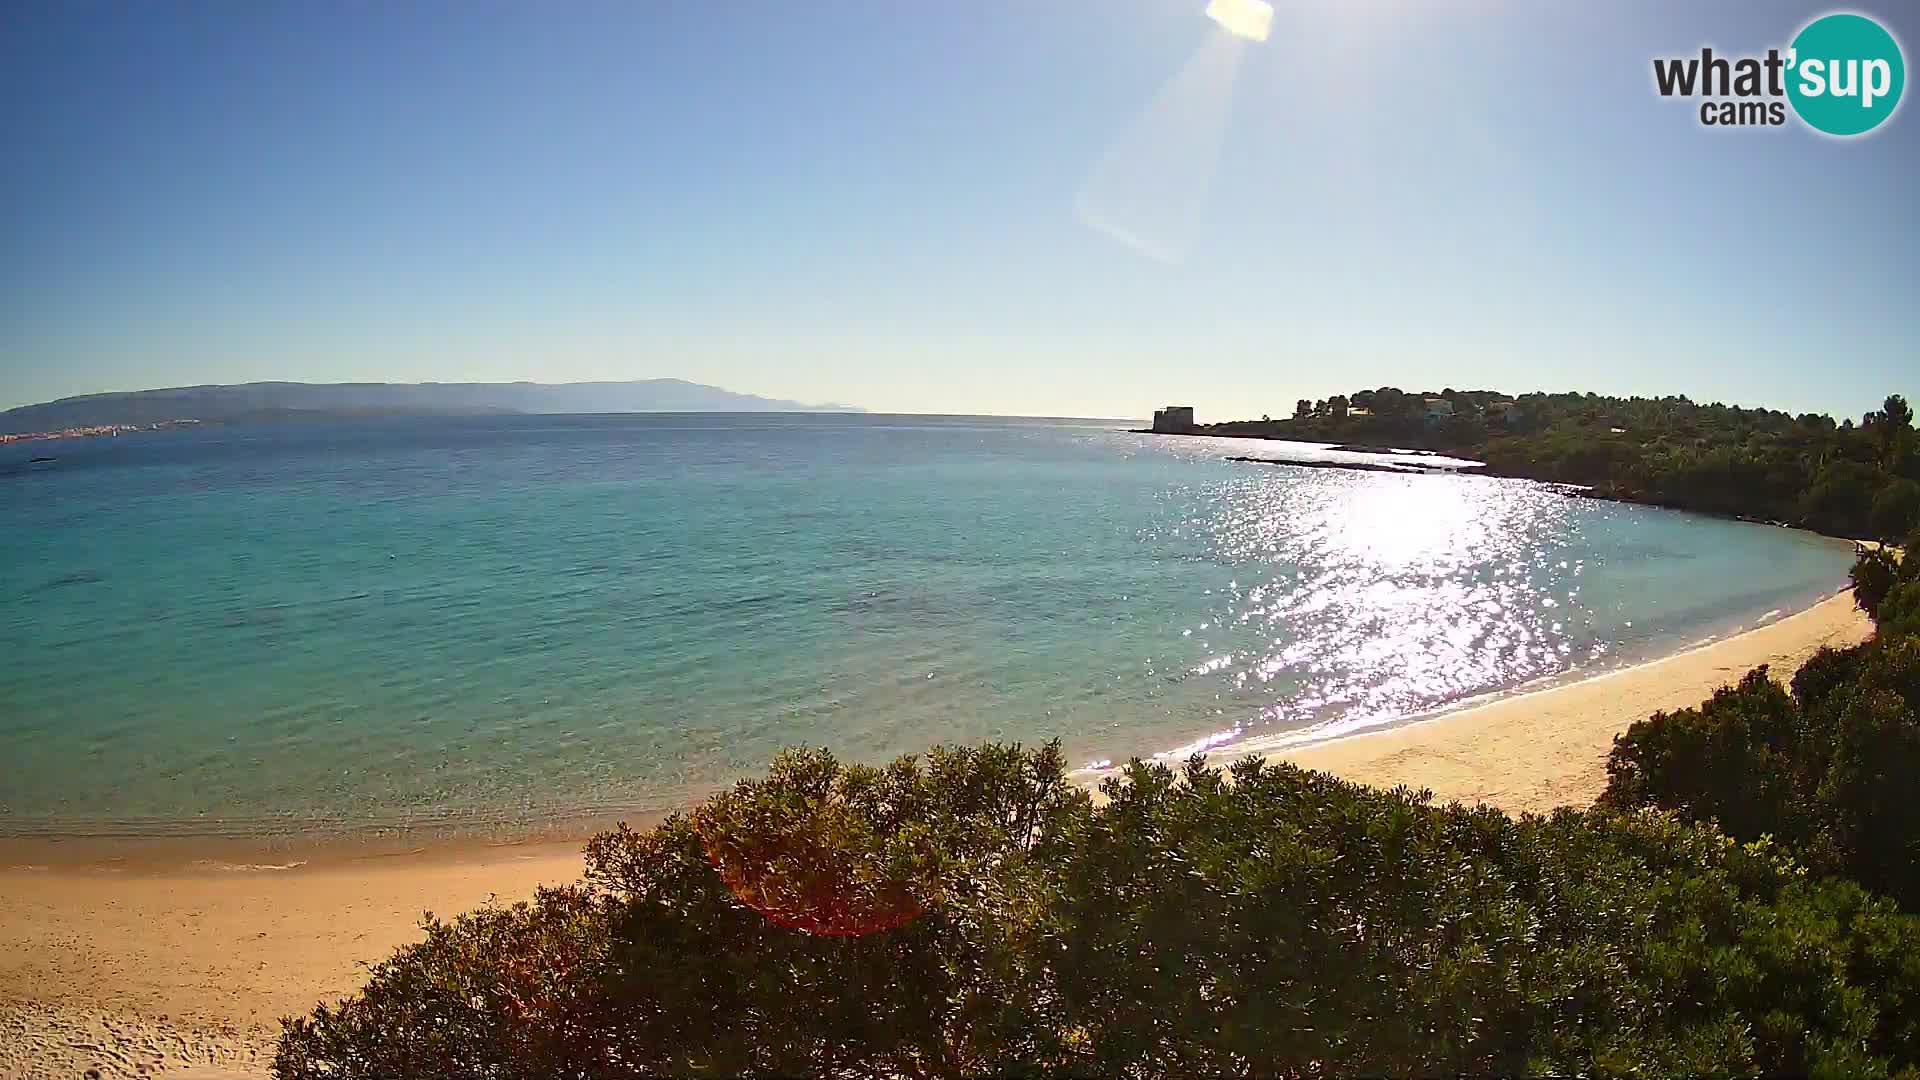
1202 389 1919 540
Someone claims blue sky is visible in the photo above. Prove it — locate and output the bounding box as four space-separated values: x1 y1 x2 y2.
3 1 1914 419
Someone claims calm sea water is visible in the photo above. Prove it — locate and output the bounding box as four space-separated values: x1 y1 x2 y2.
0 414 1853 839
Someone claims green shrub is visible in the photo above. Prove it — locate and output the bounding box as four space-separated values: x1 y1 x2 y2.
1603 629 1920 913
1874 479 1920 541
278 746 1920 1079
1883 578 1920 638
277 743 1091 1079
1051 757 1920 1078
1851 533 1920 634
1600 667 1829 859
1854 548 1903 620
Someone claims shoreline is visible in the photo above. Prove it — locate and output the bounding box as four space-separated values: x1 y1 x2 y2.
1274 589 1871 813
1142 428 1863 536
0 808 655 876
1222 576 1844 761
0 589 1875 1077
1 581 1845 873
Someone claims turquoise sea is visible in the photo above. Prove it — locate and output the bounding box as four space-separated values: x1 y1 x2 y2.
0 414 1854 840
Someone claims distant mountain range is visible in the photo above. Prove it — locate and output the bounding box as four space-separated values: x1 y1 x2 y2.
0 380 864 433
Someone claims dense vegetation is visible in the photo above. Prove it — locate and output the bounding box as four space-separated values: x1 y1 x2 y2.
1205 389 1918 540
1853 534 1920 638
280 738 1920 1077
1602 535 1920 913
274 487 1920 1078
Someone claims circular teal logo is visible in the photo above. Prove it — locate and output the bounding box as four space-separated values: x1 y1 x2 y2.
1787 13 1905 136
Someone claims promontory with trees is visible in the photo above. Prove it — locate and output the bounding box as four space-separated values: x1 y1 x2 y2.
1190 388 1920 542
274 389 1920 1079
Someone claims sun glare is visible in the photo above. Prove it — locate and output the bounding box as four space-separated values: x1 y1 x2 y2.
1205 0 1274 42
1074 30 1247 262
1074 0 1276 262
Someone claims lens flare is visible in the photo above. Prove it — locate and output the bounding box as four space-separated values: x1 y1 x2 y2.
1075 32 1246 263
1075 1 1272 262
697 817 925 937
1205 0 1273 42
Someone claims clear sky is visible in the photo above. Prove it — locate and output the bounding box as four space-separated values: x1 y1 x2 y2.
3 1 1915 420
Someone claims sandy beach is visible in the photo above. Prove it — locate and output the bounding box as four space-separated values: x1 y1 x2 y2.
0 590 1873 1079
1278 590 1872 812
0 843 585 1078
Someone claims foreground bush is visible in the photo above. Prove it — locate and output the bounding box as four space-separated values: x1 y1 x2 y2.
278 743 1088 1078
1603 540 1920 912
1853 529 1920 636
278 744 1920 1079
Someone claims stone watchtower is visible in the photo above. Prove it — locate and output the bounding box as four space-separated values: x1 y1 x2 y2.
1151 405 1195 433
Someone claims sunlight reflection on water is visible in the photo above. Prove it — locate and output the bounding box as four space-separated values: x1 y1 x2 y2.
0 418 1852 834
1130 469 1602 764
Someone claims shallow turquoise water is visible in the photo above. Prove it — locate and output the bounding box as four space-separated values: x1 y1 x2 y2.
0 414 1853 838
